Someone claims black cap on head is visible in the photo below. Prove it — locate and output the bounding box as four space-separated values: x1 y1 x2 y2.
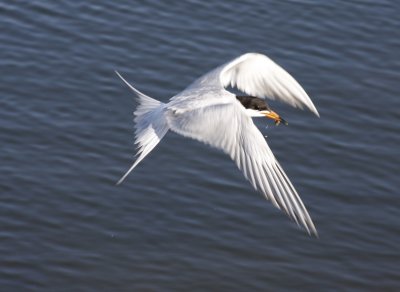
236 95 270 111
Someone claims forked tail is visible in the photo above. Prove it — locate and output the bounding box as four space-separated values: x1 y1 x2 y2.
115 71 169 185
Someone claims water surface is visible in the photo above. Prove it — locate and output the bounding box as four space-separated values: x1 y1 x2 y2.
1 1 399 290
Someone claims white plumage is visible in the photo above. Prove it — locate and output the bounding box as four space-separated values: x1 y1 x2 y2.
116 52 319 236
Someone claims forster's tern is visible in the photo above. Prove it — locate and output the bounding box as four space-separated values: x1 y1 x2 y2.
116 52 319 236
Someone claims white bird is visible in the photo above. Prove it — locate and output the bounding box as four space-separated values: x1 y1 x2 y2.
116 52 319 236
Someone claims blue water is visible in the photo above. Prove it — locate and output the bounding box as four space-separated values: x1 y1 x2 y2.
1 1 399 290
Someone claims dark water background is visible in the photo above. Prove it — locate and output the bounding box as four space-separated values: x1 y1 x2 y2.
1 1 399 291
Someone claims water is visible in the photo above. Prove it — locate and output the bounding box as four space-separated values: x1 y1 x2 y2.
1 1 399 290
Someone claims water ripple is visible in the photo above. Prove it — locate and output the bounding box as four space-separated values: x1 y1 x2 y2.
1 0 399 290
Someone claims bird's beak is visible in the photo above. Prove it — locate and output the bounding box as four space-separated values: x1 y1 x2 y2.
261 110 288 126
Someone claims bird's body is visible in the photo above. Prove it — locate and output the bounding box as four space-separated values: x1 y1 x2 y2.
116 52 319 236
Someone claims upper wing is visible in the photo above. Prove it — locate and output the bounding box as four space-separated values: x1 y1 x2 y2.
166 99 317 236
183 52 319 116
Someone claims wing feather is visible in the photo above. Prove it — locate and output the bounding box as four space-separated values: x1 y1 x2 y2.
182 52 319 116
166 99 317 235
220 53 319 116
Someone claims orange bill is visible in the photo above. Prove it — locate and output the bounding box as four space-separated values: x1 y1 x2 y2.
261 110 289 126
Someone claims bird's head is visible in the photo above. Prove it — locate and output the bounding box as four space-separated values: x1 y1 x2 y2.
236 95 288 125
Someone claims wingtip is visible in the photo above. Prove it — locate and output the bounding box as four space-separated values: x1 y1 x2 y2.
295 218 318 238
305 221 319 238
313 108 320 118
310 230 319 238
308 226 319 238
305 103 319 118
115 70 122 79
115 178 124 186
116 171 129 186
305 98 320 118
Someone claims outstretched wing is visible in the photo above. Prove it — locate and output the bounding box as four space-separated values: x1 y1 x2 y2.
184 52 319 116
166 99 317 236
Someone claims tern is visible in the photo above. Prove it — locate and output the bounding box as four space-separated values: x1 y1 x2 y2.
116 52 319 236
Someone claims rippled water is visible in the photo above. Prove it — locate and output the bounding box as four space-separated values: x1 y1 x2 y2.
1 1 399 290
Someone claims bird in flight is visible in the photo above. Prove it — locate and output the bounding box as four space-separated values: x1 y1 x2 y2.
116 52 319 236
